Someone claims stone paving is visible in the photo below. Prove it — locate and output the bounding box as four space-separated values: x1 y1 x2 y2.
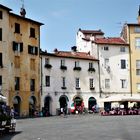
1 114 140 140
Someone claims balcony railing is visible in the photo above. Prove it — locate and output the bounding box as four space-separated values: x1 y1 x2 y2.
44 64 52 69
60 65 67 70
88 68 95 72
61 86 67 89
73 67 81 71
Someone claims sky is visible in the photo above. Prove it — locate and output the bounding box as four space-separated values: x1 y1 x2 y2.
1 0 140 52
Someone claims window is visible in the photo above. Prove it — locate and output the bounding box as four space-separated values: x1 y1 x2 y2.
75 61 80 67
30 59 35 70
137 83 140 91
30 79 35 91
136 60 140 75
0 53 3 67
120 47 125 52
45 58 49 65
75 78 80 89
105 79 110 89
15 77 20 90
28 45 38 55
89 78 94 89
61 59 65 66
134 27 140 33
45 76 50 87
104 46 109 51
135 38 140 49
0 11 2 19
89 62 93 68
14 56 20 68
0 28 2 41
121 59 126 69
62 77 66 88
13 42 23 52
0 76 2 86
74 61 81 70
104 58 109 68
30 27 35 38
121 79 127 88
15 23 20 33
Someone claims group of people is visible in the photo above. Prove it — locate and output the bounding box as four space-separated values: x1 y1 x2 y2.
101 105 140 116
0 103 16 120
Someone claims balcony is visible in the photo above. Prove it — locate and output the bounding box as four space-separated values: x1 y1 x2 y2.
44 64 52 69
61 87 67 90
73 67 81 71
88 68 95 72
90 87 95 90
75 87 81 90
60 65 67 70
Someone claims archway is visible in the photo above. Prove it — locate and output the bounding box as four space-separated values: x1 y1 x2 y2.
13 96 21 116
29 96 36 117
88 97 97 110
44 96 52 116
59 95 68 108
74 96 83 107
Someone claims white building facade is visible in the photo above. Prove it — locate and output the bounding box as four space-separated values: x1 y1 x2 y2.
76 29 130 109
40 50 100 115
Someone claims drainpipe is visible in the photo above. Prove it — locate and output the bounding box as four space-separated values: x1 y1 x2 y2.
97 44 102 97
128 27 132 97
40 56 43 96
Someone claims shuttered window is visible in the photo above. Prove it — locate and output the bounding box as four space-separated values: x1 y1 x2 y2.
28 45 38 55
0 11 2 19
0 53 3 67
0 28 2 41
13 41 23 52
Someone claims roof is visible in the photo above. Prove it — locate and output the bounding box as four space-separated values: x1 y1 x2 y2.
0 4 12 11
94 37 128 45
79 29 104 35
41 51 98 61
10 13 44 26
0 4 43 25
127 23 140 27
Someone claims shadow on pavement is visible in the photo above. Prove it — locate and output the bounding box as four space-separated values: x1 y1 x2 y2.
0 131 22 140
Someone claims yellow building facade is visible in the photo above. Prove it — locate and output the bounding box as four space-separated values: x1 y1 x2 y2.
0 4 43 116
121 7 140 96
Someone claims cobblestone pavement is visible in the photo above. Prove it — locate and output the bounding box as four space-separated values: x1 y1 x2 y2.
1 114 140 140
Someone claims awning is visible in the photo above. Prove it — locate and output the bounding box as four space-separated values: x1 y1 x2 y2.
101 95 140 102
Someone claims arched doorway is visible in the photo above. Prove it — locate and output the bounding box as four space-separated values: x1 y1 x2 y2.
88 97 97 110
29 96 36 117
59 95 68 108
44 96 52 116
59 95 69 115
74 96 83 106
73 96 84 114
13 96 21 117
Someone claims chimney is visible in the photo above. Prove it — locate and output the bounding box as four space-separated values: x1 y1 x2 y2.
71 46 77 52
20 5 26 17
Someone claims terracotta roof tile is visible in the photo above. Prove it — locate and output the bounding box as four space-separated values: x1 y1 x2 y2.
41 51 98 61
80 29 104 35
94 37 128 45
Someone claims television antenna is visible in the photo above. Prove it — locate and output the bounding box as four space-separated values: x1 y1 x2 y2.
20 0 26 17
